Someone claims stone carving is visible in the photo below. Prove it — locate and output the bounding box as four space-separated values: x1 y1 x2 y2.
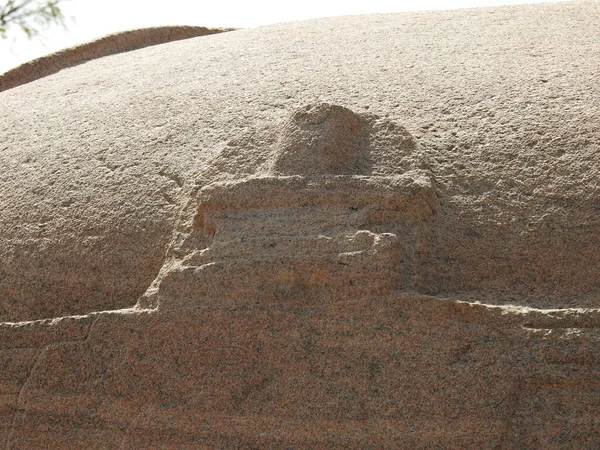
269 103 370 175
1 2 599 447
144 104 437 311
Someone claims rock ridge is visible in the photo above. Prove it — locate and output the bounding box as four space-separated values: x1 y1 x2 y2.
0 25 233 92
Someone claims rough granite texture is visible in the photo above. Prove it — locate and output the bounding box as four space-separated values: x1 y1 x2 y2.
0 1 599 448
0 26 232 92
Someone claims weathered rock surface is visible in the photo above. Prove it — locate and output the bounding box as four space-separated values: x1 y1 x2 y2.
0 26 232 93
1 1 599 448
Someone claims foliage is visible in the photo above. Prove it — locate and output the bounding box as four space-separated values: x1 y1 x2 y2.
0 0 65 40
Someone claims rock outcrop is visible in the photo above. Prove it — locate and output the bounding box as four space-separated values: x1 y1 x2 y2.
0 26 232 92
0 2 599 448
142 103 437 312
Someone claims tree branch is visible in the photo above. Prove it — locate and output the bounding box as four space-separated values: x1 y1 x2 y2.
0 0 65 39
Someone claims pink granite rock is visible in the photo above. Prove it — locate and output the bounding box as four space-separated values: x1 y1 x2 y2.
0 26 232 92
0 2 599 448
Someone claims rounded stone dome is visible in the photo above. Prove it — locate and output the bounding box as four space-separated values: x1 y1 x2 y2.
0 1 599 322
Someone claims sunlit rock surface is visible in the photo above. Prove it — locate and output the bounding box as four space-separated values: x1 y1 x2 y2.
0 2 599 448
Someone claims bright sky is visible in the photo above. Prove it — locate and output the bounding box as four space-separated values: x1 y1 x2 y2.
0 0 570 74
